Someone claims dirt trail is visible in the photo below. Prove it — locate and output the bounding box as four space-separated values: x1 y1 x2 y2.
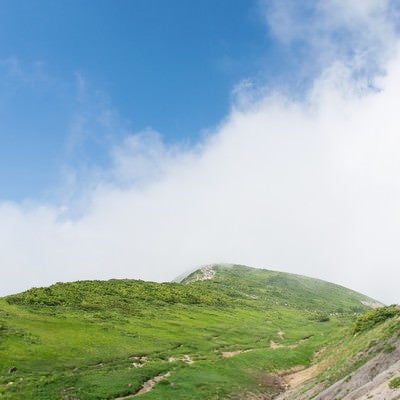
222 349 252 358
113 372 171 399
270 335 312 350
272 363 325 400
135 372 171 396
270 340 284 349
168 354 193 363
281 364 321 388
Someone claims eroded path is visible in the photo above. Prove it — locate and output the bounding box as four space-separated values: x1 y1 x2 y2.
112 333 316 399
280 363 322 389
135 371 171 396
222 349 252 358
114 371 171 399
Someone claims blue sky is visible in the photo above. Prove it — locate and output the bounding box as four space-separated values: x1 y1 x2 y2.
0 0 288 201
1 1 400 303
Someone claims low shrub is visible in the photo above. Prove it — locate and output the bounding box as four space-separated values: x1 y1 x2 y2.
389 377 400 389
354 305 400 334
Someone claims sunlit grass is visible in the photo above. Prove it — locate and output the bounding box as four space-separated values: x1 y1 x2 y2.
0 264 374 399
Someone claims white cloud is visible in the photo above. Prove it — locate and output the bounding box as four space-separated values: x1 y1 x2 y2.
1 2 400 304
262 0 398 78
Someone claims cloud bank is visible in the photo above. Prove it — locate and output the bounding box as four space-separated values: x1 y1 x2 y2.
1 1 400 304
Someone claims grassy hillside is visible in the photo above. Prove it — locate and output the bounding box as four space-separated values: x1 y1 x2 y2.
0 264 378 399
182 264 375 313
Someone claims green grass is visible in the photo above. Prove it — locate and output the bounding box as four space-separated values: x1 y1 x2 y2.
0 264 378 399
389 377 400 389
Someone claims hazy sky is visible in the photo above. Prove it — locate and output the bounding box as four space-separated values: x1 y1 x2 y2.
1 1 400 304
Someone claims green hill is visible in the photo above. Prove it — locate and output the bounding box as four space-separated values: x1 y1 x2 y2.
0 264 384 399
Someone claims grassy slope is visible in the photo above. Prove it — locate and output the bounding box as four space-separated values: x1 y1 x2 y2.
0 264 375 399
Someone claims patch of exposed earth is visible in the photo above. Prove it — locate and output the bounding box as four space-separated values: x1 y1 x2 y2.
222 349 252 358
193 265 216 281
114 372 171 399
168 354 193 364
